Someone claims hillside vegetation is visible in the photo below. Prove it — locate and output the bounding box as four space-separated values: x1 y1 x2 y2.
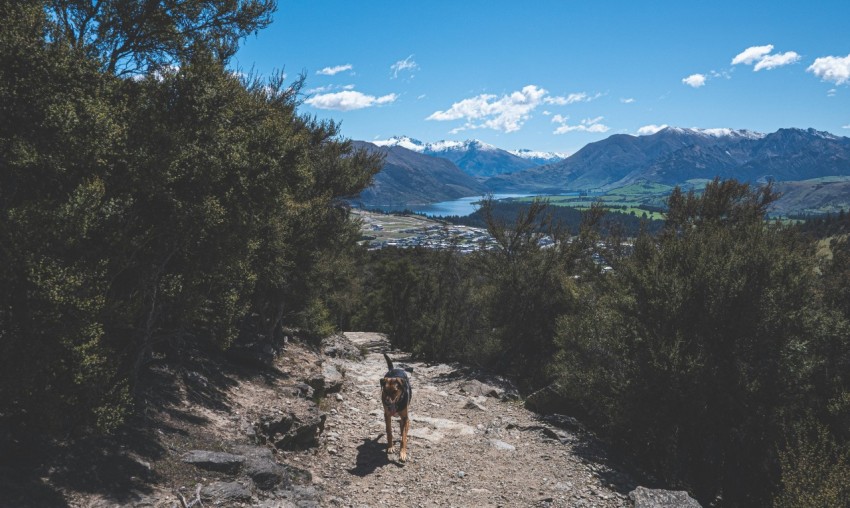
2 3 850 508
343 182 850 507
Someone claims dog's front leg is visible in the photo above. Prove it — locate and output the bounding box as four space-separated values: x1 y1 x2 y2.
385 412 395 454
399 414 409 462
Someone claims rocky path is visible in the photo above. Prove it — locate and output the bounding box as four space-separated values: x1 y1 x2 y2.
47 331 702 507
309 332 636 507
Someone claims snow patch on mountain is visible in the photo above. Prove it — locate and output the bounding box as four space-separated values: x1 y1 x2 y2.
509 148 569 162
664 127 766 140
373 135 426 152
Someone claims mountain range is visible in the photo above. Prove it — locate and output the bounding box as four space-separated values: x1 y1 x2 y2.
355 128 850 213
487 127 850 192
372 136 567 178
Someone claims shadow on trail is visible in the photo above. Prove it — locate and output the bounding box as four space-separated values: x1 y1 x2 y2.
347 436 402 477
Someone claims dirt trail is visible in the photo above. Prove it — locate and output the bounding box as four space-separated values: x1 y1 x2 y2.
310 332 635 507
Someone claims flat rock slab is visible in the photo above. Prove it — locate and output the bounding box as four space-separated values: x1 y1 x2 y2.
411 415 475 436
181 450 245 474
630 486 702 508
460 379 504 398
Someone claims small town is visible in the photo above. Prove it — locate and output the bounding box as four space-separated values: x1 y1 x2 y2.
353 209 498 253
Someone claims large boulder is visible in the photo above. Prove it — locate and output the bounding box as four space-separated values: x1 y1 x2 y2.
306 363 344 396
201 481 253 505
232 445 291 491
256 411 326 451
321 334 363 360
523 383 572 414
629 487 701 508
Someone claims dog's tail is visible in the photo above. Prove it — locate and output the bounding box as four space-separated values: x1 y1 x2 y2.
383 352 394 371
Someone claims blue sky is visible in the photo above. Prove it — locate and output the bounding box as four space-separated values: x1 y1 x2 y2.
233 0 850 153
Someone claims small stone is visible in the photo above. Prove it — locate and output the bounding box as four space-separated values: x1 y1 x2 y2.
335 393 344 401
463 399 486 411
456 471 466 478
489 439 516 452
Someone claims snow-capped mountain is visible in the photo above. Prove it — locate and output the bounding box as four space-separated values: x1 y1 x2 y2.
487 126 850 192
371 136 565 178
372 135 428 152
353 141 487 206
662 127 767 140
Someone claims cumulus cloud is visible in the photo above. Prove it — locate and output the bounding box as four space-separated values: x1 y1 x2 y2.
637 124 669 135
807 54 850 85
316 64 353 76
391 55 418 78
305 90 398 111
552 115 609 134
753 51 800 71
731 45 774 65
427 85 550 133
682 74 707 88
732 44 800 71
620 97 635 104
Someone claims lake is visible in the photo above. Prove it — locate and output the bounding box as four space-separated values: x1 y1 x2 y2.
366 194 535 217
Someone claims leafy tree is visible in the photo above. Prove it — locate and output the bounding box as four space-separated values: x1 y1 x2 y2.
554 179 830 506
0 0 380 436
0 0 129 432
46 0 276 74
480 198 603 389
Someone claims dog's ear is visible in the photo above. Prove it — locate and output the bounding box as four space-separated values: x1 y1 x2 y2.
380 378 386 388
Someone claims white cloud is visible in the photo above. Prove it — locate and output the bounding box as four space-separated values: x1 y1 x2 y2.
732 45 800 72
620 97 635 104
753 51 800 71
544 96 568 105
682 74 706 88
427 85 550 133
305 90 398 111
552 115 609 134
306 83 356 94
731 45 774 65
637 124 668 135
842 124 850 129
316 64 353 76
391 55 418 78
807 54 850 85
828 88 837 97
543 91 603 106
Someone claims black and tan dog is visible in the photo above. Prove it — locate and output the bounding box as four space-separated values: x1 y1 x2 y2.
380 353 412 462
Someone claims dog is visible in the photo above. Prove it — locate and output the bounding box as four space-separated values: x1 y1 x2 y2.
380 352 412 462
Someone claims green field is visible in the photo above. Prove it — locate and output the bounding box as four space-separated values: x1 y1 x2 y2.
507 181 674 220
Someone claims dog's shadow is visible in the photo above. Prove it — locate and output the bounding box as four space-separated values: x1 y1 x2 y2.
347 435 404 477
